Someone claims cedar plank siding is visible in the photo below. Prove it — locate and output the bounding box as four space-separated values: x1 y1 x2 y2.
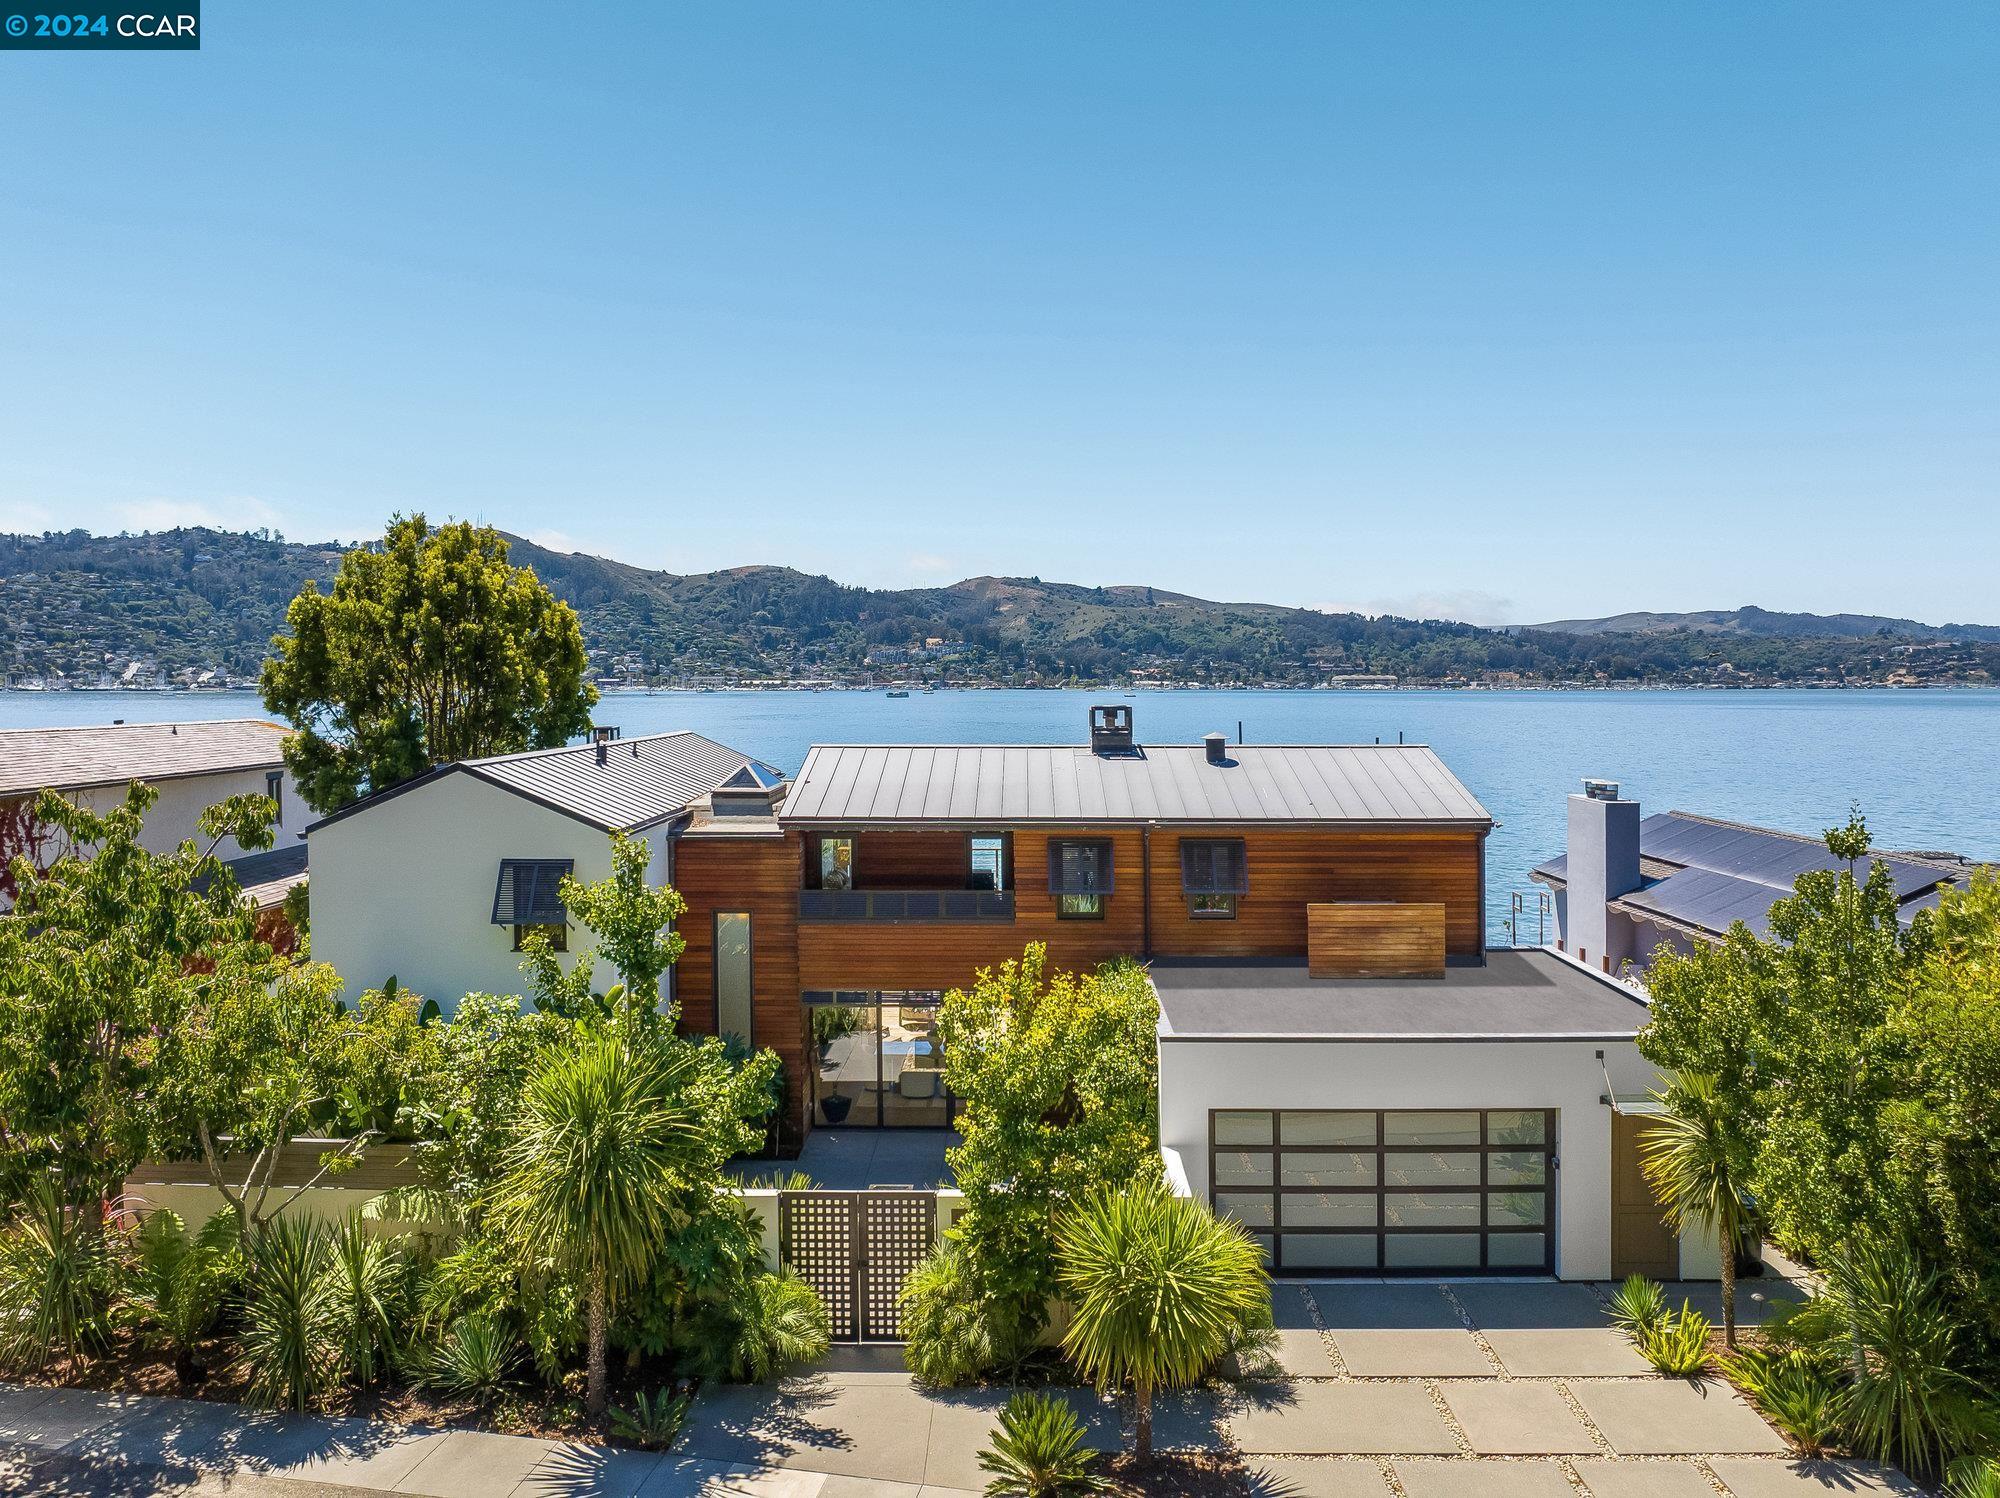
672 833 809 1145
1147 827 1485 959
796 827 1146 991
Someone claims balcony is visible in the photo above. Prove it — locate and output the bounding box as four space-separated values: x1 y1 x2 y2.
797 888 1016 924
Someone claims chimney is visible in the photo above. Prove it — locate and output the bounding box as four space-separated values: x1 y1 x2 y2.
591 724 620 745
1565 778 1640 968
1204 732 1228 764
594 740 608 765
1089 704 1135 755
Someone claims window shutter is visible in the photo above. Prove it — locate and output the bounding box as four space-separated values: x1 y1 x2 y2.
1180 839 1248 895
492 859 574 925
1047 840 1114 895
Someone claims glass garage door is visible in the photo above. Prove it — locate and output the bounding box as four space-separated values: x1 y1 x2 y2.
1209 1109 1555 1275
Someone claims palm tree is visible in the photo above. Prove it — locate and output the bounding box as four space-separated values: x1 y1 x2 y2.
495 1030 705 1417
1055 1183 1268 1464
1642 1072 1754 1348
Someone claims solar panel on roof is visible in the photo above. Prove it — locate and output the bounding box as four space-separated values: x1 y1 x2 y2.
1622 867 1781 940
1641 813 1945 899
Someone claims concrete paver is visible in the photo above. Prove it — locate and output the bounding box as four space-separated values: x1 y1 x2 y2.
1571 1457 1734 1497
1149 1387 1230 1452
0 1385 139 1449
1707 1458 1929 1496
1243 1456 1394 1496
1264 1284 1339 1379
55 1391 241 1474
680 1374 933 1485
512 1441 666 1497
1312 1285 1491 1377
265 1427 451 1489
1659 1281 1808 1330
1393 1457 1577 1498
1231 1381 1458 1456
919 1386 1116 1489
1453 1283 1652 1377
394 1427 559 1495
1439 1381 1598 1455
1571 1380 1790 1456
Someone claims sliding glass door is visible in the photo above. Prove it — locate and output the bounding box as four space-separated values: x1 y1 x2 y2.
806 992 953 1128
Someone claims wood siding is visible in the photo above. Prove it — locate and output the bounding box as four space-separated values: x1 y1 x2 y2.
797 827 1146 991
1148 827 1485 959
673 833 809 1145
1306 902 1447 978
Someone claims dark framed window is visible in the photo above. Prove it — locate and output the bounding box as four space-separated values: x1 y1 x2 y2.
512 923 567 953
492 858 572 927
815 836 855 892
1209 1108 1556 1275
265 770 284 825
967 833 1008 892
1048 839 1113 920
715 912 753 1043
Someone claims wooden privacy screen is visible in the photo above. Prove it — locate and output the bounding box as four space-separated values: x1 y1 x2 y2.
1307 902 1447 979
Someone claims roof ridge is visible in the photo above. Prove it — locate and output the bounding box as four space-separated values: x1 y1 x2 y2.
464 729 704 767
0 717 285 736
1659 808 1820 845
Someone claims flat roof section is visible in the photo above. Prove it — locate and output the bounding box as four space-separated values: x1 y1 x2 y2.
1152 947 1649 1042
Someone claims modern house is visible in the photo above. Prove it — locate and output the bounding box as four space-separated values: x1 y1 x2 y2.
1531 779 1983 977
311 707 1702 1293
0 719 307 926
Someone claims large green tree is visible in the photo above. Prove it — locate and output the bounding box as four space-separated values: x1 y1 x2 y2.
937 948 1162 1352
261 514 597 813
0 785 279 1210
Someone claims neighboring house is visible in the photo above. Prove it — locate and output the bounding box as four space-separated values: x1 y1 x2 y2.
0 719 306 926
311 707 1698 1284
305 728 785 1014
1531 779 1983 976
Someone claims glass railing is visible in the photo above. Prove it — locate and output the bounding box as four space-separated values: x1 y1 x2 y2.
797 888 1016 923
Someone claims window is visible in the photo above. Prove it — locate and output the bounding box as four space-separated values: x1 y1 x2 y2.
1181 838 1247 919
492 858 572 930
818 836 854 891
1209 1109 1556 1275
1047 839 1113 919
715 912 753 1043
265 770 283 825
512 923 566 952
968 834 1006 891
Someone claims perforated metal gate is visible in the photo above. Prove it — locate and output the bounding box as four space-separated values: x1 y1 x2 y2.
778 1190 936 1342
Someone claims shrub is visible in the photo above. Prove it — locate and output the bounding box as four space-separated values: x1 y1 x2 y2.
1638 1303 1713 1377
416 1312 518 1401
1824 1237 1991 1478
1948 1456 2000 1498
326 1216 407 1386
0 1180 110 1374
722 1271 830 1384
1723 1346 1847 1456
902 1241 1033 1387
977 1390 1107 1497
610 1387 690 1451
122 1208 242 1384
239 1217 341 1411
1057 1184 1269 1463
1607 1274 1670 1341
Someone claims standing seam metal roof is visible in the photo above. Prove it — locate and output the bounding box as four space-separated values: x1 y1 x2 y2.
779 743 1490 825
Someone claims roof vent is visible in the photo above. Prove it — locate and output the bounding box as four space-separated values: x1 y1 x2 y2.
591 725 620 744
1089 704 1135 756
1582 778 1621 802
594 740 608 765
1204 732 1229 765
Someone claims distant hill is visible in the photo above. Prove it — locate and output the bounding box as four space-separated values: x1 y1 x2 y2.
1522 605 2000 643
2 526 1996 688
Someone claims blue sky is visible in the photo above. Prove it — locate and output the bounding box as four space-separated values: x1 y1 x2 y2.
2 3 1995 624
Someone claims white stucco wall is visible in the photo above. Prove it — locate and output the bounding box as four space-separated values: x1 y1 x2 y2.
307 771 642 1010
1157 1033 1666 1282
68 765 305 861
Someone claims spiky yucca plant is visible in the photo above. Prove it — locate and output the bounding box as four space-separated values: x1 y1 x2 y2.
416 1312 518 1401
239 1216 341 1411
0 1179 109 1374
610 1387 690 1451
1056 1183 1268 1464
1606 1274 1670 1342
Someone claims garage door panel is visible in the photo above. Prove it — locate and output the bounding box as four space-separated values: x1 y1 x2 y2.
1209 1108 1557 1276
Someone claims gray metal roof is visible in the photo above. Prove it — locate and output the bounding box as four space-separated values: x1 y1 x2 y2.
0 718 287 797
780 743 1491 826
218 843 309 910
1153 949 1648 1040
309 731 784 836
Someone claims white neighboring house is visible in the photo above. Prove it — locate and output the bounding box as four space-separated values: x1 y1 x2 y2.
0 718 306 916
306 729 783 1011
1152 947 1719 1282
1531 779 1983 979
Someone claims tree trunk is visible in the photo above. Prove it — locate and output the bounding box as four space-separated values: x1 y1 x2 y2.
1719 1227 1738 1350
1134 1380 1152 1465
587 1266 609 1419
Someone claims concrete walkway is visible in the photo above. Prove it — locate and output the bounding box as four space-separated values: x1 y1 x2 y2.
0 1280 1925 1497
